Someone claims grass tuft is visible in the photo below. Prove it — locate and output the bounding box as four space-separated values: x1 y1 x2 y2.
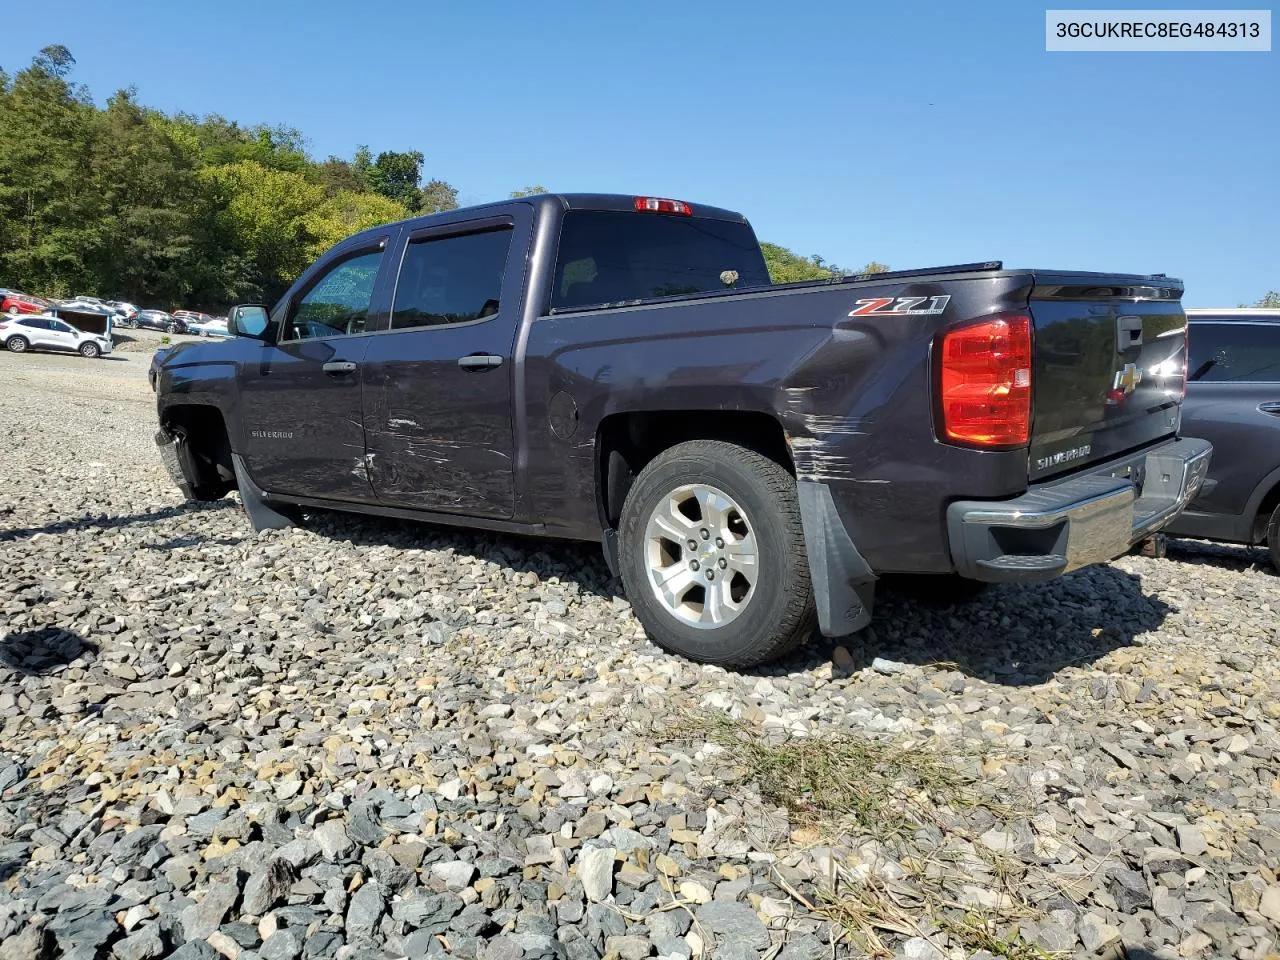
664 712 1064 959
674 712 985 834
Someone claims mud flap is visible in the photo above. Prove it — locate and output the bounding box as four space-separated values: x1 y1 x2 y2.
796 479 875 637
231 454 301 532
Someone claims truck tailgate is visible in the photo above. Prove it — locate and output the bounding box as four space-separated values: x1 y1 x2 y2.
1028 274 1187 481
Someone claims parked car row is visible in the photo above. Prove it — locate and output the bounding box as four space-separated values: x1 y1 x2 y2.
0 285 232 357
0 313 113 358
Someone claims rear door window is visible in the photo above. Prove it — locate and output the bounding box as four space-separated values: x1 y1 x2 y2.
551 211 771 310
391 227 513 329
1189 322 1280 383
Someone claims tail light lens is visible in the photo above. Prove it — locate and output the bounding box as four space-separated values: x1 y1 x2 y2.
939 314 1032 447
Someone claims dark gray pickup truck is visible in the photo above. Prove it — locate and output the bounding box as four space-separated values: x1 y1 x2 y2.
151 193 1211 667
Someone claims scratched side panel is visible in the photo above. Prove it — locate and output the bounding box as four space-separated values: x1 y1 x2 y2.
521 273 1035 571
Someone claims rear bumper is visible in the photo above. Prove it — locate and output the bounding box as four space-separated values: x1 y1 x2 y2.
947 436 1212 583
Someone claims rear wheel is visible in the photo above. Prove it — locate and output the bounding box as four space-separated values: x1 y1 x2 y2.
1267 505 1280 573
618 439 816 668
127 318 138 329
6 335 28 353
79 341 100 359
5 305 18 316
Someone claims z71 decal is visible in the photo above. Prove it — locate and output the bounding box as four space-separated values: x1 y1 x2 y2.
848 295 951 317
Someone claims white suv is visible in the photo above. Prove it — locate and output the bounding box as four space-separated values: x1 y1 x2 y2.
0 315 113 358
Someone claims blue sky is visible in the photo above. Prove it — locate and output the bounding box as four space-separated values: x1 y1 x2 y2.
5 1 1276 305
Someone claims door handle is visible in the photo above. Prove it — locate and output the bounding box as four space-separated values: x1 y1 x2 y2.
1116 315 1143 350
457 354 504 371
322 361 358 375
1260 402 1280 417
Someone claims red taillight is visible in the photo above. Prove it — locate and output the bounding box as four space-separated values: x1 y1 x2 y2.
634 196 693 215
939 314 1032 447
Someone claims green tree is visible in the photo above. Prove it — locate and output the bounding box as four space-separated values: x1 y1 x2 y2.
81 91 203 303
1255 291 1280 308
0 48 97 295
510 185 549 198
760 242 888 283
368 150 425 211
419 178 458 214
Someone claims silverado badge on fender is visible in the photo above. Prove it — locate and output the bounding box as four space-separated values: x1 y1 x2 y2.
848 295 951 317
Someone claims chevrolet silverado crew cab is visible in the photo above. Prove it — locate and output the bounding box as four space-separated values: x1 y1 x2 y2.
151 193 1211 667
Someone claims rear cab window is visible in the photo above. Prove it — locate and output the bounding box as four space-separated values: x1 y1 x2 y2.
551 211 771 311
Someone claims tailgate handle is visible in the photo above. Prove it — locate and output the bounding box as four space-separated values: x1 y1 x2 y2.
1116 315 1143 350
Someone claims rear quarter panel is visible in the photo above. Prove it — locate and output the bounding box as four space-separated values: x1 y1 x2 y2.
522 273 1036 572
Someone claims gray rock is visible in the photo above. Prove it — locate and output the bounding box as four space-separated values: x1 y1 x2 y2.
430 860 476 891
777 935 826 960
314 821 354 861
168 944 219 960
1076 913 1121 953
1 924 54 960
303 932 343 959
1176 824 1208 857
478 937 523 960
695 902 769 950
112 925 166 960
243 859 296 916
578 846 616 903
1108 868 1152 912
181 879 241 940
605 935 652 960
261 929 304 960
344 882 385 941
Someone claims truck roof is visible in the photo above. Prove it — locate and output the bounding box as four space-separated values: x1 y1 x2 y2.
339 193 751 251
1186 307 1280 321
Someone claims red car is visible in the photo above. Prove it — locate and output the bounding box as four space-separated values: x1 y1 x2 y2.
2 292 51 316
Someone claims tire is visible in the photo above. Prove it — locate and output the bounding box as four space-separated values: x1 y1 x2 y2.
79 342 100 359
1267 504 1280 573
173 427 232 501
5 305 18 316
618 440 816 668
166 323 176 334
6 335 28 353
127 318 138 329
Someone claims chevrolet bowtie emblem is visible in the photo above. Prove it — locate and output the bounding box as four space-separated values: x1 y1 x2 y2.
1113 362 1142 396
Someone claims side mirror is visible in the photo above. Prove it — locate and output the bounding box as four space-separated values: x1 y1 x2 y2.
228 304 269 340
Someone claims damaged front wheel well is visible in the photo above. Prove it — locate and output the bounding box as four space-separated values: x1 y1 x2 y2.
162 405 235 499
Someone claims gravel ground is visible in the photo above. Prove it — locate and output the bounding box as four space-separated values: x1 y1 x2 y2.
1 347 1278 960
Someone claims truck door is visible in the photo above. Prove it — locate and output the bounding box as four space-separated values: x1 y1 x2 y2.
362 214 525 518
235 239 393 502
